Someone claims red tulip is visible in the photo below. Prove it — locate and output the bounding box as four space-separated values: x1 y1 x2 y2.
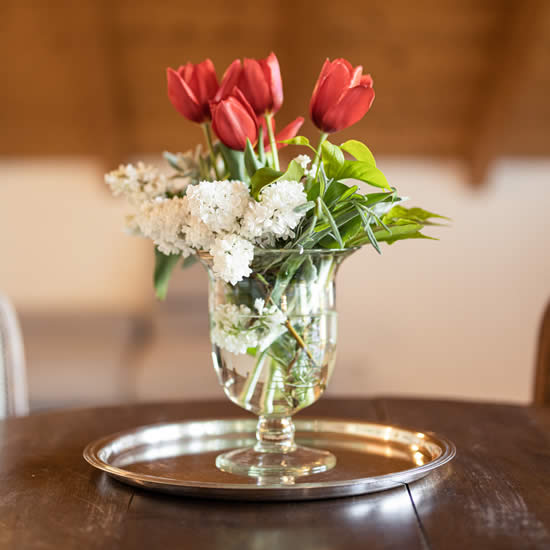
210 88 258 151
215 53 283 115
309 58 375 133
214 59 242 103
167 59 219 123
262 117 305 151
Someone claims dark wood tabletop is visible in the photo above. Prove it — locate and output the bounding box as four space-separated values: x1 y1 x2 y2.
1 397 550 550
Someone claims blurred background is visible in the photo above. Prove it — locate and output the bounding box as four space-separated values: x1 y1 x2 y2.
1 0 549 411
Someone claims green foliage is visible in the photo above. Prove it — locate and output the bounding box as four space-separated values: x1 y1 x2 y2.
250 159 305 200
336 160 391 190
321 141 345 179
218 142 246 181
244 138 262 177
250 167 283 200
340 140 376 166
154 248 181 300
279 136 317 154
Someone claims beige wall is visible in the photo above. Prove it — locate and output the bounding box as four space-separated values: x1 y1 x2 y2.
1 157 548 404
0 158 153 314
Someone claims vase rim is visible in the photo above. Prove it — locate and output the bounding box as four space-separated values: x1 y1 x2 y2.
197 247 359 261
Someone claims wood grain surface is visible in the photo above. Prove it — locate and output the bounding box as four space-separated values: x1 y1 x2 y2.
1 398 550 549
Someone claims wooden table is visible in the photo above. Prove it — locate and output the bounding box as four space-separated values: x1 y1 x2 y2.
2 398 550 549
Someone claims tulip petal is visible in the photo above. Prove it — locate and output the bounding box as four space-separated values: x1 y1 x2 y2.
239 58 271 115
215 59 242 102
192 59 219 118
361 74 374 87
323 85 375 132
261 52 283 113
166 68 204 123
211 94 258 151
310 62 351 129
264 116 304 151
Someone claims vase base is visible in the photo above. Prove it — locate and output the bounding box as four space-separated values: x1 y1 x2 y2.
215 445 336 481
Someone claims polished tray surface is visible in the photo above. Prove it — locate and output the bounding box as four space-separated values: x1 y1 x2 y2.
83 417 455 501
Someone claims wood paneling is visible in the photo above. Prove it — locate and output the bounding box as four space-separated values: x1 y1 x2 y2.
1 0 549 183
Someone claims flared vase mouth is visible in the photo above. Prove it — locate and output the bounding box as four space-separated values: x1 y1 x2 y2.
197 246 359 262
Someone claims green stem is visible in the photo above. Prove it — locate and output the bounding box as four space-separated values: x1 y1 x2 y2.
239 348 268 405
201 123 221 179
264 112 279 171
313 132 329 178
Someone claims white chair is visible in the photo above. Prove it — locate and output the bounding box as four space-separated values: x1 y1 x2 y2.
0 295 29 417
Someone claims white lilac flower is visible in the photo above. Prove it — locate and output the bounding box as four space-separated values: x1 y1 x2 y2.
293 154 311 171
105 162 169 205
209 235 254 285
211 303 287 355
186 180 249 234
136 197 192 257
254 298 265 315
241 180 308 247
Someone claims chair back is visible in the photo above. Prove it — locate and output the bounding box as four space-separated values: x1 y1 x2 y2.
534 300 550 405
0 295 29 417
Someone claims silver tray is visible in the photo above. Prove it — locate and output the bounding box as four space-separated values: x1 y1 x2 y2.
83 418 455 501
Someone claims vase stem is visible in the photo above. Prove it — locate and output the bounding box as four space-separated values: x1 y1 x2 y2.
255 416 296 454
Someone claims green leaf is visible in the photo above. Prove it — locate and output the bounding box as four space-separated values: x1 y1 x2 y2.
279 135 317 154
280 159 305 182
354 205 381 254
218 142 246 181
319 214 362 249
306 179 321 202
318 163 329 197
244 138 262 178
338 185 359 203
293 201 315 214
348 222 428 247
337 160 391 190
324 180 350 207
319 197 344 248
163 151 185 171
154 248 180 300
181 255 198 270
250 167 282 200
382 205 450 224
340 140 376 166
321 141 345 179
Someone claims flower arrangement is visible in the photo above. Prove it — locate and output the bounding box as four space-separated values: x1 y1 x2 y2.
106 53 444 297
105 53 446 478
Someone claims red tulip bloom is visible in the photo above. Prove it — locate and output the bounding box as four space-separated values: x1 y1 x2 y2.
215 53 283 116
167 59 219 123
262 116 305 151
214 59 242 103
309 58 375 133
210 88 258 151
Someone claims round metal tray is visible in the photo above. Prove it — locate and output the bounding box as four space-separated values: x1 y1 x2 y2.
83 417 455 501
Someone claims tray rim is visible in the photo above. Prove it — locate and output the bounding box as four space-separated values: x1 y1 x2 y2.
83 416 456 492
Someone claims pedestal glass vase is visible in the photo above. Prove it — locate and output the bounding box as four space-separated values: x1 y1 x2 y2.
201 248 354 480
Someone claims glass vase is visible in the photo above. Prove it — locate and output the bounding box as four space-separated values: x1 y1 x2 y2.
200 248 354 481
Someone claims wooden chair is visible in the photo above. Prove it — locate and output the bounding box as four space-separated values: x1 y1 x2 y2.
0 295 29 417
534 300 550 406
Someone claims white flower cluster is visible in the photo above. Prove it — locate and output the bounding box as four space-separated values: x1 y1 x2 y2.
105 163 171 205
108 159 308 284
136 197 193 257
241 180 309 247
211 301 286 355
136 179 307 284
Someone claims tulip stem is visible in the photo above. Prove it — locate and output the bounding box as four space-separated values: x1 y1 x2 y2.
313 132 329 175
265 112 280 171
202 123 221 180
